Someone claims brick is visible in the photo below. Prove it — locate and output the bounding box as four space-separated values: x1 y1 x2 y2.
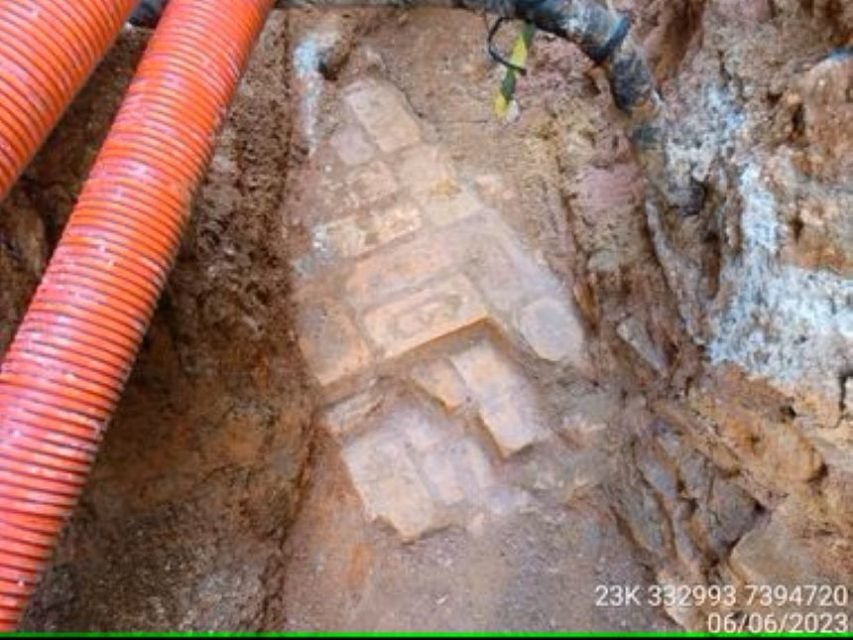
451 438 495 494
330 125 375 166
342 430 399 487
519 297 589 366
296 298 371 386
409 359 469 411
372 471 439 540
396 145 456 196
419 187 482 227
319 386 383 440
362 275 488 359
478 391 544 457
369 204 423 250
447 212 556 318
450 341 525 401
421 448 466 505
311 216 369 260
311 204 422 261
311 176 352 223
345 161 399 207
343 431 439 541
344 235 454 311
395 405 452 454
345 81 421 153
451 341 545 457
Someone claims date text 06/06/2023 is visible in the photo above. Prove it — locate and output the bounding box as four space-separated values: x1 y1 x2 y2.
595 584 849 633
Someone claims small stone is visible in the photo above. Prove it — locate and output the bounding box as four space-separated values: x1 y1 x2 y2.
559 412 609 449
505 100 521 123
360 47 386 74
474 174 516 203
698 472 759 554
519 297 589 366
466 512 486 537
617 316 668 374
563 451 610 502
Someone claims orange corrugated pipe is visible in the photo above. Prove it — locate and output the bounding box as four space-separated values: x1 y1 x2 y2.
0 0 139 203
0 0 274 629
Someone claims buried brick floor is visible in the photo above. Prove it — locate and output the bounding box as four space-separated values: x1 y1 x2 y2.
292 78 593 541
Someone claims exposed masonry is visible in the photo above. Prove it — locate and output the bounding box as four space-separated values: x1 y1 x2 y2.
292 79 595 540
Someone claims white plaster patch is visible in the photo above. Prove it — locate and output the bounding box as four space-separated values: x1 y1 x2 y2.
707 163 853 412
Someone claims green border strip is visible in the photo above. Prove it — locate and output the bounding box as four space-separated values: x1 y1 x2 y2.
2 632 850 638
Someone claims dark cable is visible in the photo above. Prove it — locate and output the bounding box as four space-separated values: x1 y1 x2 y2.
487 17 530 75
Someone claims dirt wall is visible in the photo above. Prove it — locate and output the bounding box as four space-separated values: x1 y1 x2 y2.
0 15 317 631
552 0 852 621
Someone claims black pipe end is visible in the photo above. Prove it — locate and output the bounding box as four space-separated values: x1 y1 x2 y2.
129 0 169 28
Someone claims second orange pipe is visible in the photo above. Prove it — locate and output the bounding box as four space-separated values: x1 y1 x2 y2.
0 0 139 203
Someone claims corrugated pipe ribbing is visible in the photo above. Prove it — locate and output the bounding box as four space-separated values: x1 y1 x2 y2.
0 0 138 203
0 0 274 629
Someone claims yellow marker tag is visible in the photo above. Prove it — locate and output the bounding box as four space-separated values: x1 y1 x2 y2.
494 24 536 119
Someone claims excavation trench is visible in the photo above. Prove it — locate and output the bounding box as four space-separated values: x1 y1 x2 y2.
0 1 850 632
